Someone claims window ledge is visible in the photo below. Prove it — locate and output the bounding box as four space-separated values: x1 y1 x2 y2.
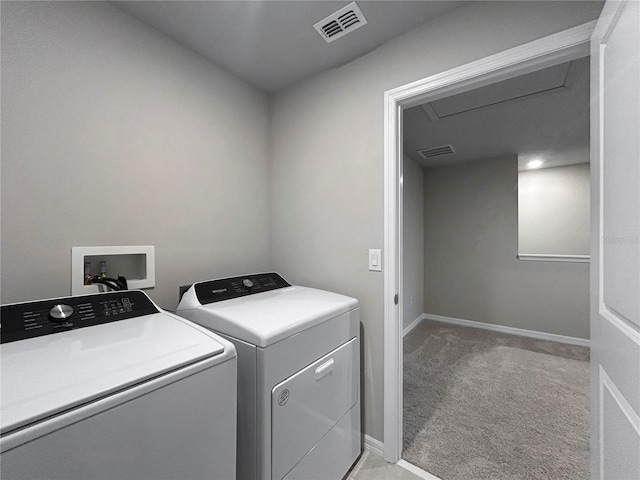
517 254 590 263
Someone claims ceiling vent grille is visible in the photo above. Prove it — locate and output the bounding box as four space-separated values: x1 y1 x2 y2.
314 2 368 43
417 145 456 160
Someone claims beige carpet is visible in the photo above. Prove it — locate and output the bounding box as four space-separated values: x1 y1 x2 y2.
403 320 589 480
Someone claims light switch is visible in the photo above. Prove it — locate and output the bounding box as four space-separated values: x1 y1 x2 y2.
369 249 382 272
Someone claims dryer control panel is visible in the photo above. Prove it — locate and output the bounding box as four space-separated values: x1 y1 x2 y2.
1 291 159 344
194 272 290 305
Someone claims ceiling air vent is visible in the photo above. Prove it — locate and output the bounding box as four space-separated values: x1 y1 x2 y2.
417 145 456 160
314 2 368 43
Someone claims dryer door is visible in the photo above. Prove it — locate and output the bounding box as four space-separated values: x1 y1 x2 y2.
271 337 358 480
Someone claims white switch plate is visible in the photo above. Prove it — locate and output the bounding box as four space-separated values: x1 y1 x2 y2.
369 249 382 272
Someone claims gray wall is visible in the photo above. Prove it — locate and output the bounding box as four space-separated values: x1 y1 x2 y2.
0 0 603 444
269 1 601 441
519 163 591 255
403 155 424 330
1 1 271 309
424 156 589 339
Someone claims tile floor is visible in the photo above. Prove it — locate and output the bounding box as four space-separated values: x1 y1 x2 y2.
347 450 425 480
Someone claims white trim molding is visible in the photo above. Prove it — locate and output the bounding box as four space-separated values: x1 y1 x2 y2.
363 436 442 480
518 253 591 263
383 20 596 462
422 313 591 347
363 434 384 457
403 314 426 337
383 66 403 465
397 460 443 480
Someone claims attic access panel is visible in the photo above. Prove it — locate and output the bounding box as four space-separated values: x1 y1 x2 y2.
428 62 572 118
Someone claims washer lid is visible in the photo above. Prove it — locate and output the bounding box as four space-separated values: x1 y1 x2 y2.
0 311 227 435
186 286 359 347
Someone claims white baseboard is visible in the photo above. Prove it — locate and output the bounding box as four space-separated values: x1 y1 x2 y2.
362 436 441 480
420 313 590 347
403 314 427 337
363 434 384 456
397 460 443 480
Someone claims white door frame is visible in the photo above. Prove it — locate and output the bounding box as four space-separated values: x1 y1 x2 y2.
382 20 597 463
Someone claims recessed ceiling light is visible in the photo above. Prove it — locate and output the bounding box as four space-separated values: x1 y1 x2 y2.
527 159 544 169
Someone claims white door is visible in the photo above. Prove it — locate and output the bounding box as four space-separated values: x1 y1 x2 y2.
590 1 640 479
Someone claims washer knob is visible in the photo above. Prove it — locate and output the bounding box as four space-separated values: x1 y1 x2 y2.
49 304 74 321
242 279 254 288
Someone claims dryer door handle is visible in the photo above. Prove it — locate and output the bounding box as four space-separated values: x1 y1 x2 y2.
315 358 335 380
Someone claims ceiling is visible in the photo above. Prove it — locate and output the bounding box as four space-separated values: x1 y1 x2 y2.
111 1 466 94
403 56 591 171
110 1 589 171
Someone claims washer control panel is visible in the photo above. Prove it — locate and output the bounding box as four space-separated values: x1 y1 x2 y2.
1 291 159 344
194 272 290 305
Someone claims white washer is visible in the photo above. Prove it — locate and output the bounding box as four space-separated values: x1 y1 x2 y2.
177 273 361 480
1 290 237 480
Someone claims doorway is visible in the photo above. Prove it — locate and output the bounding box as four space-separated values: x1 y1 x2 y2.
383 20 596 466
401 57 591 478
